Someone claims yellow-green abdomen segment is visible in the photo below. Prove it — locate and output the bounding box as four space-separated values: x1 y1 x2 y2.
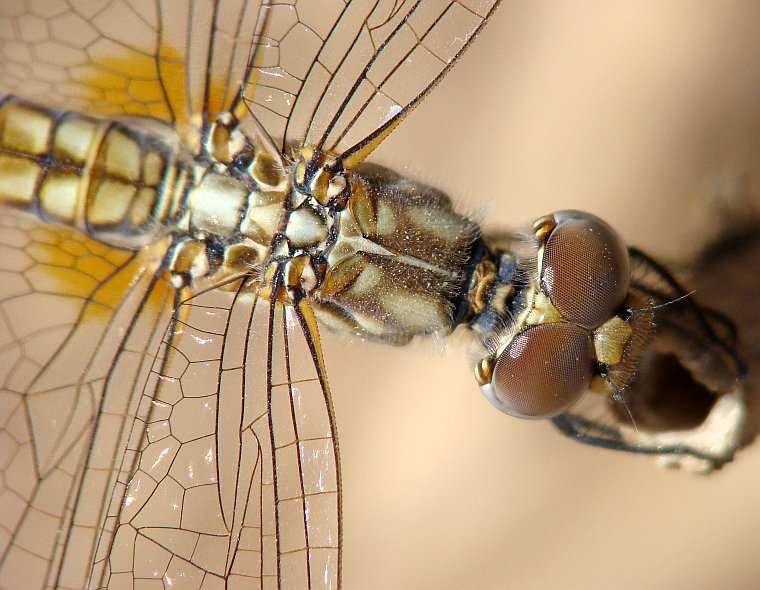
0 96 183 248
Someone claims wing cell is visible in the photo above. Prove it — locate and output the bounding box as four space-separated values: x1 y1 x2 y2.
91 278 340 589
240 0 499 160
1 0 500 161
0 211 175 589
0 0 265 134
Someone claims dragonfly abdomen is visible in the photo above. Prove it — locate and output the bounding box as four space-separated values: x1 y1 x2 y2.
0 96 186 249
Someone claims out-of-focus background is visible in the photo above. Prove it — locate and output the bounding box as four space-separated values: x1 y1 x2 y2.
327 2 760 589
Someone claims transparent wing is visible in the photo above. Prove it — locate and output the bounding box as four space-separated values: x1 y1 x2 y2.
92 278 341 589
241 0 500 162
0 0 500 161
0 0 267 135
0 214 341 588
0 210 175 588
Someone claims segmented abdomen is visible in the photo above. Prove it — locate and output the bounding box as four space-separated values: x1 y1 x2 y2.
0 96 186 249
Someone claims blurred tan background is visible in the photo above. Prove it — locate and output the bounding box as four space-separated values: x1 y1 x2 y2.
326 2 760 589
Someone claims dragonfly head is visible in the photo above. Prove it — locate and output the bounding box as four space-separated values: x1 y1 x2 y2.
475 210 645 419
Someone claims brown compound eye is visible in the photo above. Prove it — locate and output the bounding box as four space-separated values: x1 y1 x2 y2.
540 210 631 329
483 323 594 419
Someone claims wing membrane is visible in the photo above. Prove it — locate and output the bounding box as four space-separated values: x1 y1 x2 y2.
273 298 341 588
0 211 174 589
94 277 341 589
240 0 500 160
1 0 499 160
0 0 264 134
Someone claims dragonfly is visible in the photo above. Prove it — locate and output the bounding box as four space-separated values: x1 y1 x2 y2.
0 1 746 589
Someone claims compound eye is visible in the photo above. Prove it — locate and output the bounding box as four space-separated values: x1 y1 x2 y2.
541 210 631 329
485 323 593 419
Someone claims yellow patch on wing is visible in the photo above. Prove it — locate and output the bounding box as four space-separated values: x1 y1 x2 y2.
15 223 171 320
75 42 228 134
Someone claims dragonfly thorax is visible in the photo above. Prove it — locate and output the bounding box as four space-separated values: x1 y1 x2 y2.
284 154 481 344
169 139 482 346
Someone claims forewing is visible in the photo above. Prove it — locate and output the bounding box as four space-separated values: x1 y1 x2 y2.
0 210 174 588
0 0 499 161
240 0 500 162
95 278 341 589
0 0 266 135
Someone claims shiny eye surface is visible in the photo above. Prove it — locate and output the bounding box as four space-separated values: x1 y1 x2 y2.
541 210 631 329
484 323 594 419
